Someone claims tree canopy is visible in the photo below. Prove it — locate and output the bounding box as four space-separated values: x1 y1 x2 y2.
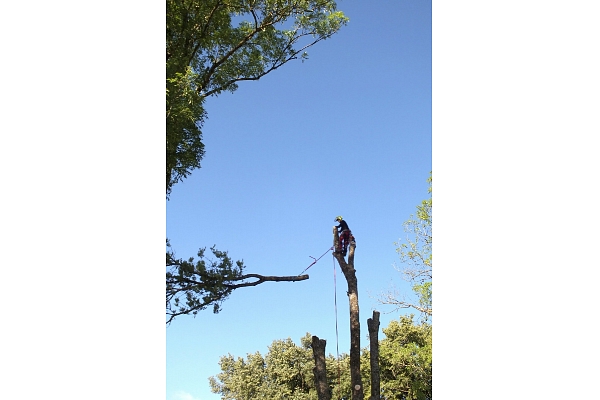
208 316 432 400
166 0 348 195
379 316 432 400
209 334 317 400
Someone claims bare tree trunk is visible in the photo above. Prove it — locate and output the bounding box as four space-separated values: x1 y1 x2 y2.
311 336 331 400
333 227 363 400
367 310 381 400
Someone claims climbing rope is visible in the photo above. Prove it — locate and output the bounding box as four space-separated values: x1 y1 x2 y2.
333 253 341 398
297 246 334 276
296 245 342 397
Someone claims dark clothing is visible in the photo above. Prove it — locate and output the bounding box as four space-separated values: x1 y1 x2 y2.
336 219 351 255
336 220 349 233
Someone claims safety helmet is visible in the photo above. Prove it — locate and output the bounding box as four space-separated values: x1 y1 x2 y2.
334 216 343 222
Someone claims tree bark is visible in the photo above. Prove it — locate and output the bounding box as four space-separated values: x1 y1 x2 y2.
311 336 331 400
367 310 381 400
333 226 363 400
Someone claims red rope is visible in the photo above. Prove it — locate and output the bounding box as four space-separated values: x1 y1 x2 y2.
297 246 334 276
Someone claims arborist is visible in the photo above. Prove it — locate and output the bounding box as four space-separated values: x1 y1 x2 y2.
334 216 353 256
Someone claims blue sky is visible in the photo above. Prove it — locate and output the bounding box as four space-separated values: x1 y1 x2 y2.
3 1 599 400
166 2 431 399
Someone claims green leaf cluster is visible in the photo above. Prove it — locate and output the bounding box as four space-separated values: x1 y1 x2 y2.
209 317 432 400
393 172 432 319
378 316 432 400
166 239 245 324
166 0 348 194
166 66 206 195
209 334 317 400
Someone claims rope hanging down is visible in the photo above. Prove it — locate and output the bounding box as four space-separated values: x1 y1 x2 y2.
295 245 341 394
296 246 342 394
333 253 342 397
297 246 334 276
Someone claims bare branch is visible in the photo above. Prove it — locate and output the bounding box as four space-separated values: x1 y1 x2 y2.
378 291 432 316
225 273 309 289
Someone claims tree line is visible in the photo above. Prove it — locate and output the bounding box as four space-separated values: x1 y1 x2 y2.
209 315 432 400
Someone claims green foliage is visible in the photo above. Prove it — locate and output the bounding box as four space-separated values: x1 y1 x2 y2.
412 281 431 316
166 66 206 195
397 173 432 280
166 0 348 194
166 239 245 324
379 316 432 400
209 317 432 400
209 333 317 400
386 172 432 320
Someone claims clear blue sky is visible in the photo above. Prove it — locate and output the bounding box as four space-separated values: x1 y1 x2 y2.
3 2 599 400
166 2 431 399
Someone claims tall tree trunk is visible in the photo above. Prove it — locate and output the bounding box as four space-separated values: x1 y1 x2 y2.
311 336 331 400
367 310 381 400
333 227 363 400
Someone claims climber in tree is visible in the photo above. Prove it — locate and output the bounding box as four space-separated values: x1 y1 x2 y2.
334 216 353 256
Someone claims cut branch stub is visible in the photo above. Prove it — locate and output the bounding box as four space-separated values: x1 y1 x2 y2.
368 310 381 400
311 335 330 400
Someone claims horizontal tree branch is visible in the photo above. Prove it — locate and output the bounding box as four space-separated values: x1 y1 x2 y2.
166 272 309 325
225 273 309 289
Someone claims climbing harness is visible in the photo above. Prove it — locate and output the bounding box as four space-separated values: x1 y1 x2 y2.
297 246 334 276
